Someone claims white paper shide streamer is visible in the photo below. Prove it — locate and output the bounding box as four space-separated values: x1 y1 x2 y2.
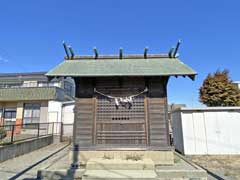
94 88 148 109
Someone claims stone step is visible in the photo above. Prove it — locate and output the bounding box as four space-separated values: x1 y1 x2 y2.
82 170 158 180
86 158 155 170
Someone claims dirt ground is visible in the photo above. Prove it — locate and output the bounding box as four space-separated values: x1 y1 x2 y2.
188 155 240 180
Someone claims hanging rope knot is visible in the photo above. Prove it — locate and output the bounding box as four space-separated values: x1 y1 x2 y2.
94 87 148 109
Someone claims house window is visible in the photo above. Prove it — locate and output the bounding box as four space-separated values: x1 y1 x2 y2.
3 109 16 130
0 83 22 88
23 103 41 124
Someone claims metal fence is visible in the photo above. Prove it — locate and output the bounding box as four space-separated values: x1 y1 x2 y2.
62 123 74 137
0 122 73 145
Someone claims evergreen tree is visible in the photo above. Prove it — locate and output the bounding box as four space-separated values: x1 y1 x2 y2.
199 70 240 106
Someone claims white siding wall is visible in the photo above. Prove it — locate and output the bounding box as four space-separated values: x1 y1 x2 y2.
172 107 240 155
62 104 74 136
48 101 74 134
48 101 62 123
48 101 62 133
172 111 184 153
62 104 74 124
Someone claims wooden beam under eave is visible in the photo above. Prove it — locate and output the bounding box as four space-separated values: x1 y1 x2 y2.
188 75 196 81
47 76 55 82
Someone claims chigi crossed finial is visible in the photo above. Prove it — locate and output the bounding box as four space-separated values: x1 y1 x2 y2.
62 39 181 60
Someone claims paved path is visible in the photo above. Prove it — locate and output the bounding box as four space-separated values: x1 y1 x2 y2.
0 142 70 180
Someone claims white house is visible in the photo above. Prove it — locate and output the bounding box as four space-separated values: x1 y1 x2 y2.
0 72 75 134
233 81 240 89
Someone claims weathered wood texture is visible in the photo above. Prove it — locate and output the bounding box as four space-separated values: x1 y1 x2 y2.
74 77 170 148
147 77 169 146
74 98 94 147
147 98 169 146
96 96 146 145
95 77 146 146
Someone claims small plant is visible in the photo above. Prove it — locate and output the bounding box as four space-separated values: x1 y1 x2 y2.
224 171 231 177
125 154 143 161
103 154 112 160
174 156 181 164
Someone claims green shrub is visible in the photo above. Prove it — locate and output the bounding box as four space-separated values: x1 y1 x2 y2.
125 154 143 161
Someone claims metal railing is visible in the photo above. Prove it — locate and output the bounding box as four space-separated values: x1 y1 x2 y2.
0 82 59 89
0 122 73 145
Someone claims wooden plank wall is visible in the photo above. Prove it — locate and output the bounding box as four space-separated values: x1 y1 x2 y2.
73 77 170 148
147 77 169 147
147 98 169 146
74 98 95 147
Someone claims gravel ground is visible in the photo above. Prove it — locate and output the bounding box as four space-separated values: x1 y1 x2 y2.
188 155 240 180
0 142 70 180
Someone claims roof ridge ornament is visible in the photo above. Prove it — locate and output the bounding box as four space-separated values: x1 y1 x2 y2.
168 47 174 58
63 39 181 59
144 47 148 59
173 39 181 58
68 46 75 59
168 39 181 58
93 47 98 59
63 41 70 59
119 47 123 59
63 41 75 60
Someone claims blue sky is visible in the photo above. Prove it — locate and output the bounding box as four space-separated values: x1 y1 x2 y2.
0 1 239 106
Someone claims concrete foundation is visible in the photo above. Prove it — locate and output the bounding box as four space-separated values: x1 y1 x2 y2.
86 158 155 170
37 151 208 180
69 150 174 166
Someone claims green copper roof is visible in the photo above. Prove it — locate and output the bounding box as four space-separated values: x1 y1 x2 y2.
46 58 197 79
0 87 73 101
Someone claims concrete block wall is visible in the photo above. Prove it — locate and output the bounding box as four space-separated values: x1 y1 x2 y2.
0 135 53 162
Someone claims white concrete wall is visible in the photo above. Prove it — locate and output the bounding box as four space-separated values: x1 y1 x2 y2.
48 101 62 123
62 104 74 124
40 101 48 123
172 111 184 153
61 103 74 136
48 101 62 134
47 101 74 134
172 107 240 155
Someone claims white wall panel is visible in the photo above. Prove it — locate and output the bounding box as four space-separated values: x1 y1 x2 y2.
181 112 196 154
192 112 208 154
172 111 184 153
62 104 74 124
172 107 240 155
203 112 219 154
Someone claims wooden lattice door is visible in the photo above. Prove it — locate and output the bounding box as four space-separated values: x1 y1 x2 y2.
96 94 147 146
